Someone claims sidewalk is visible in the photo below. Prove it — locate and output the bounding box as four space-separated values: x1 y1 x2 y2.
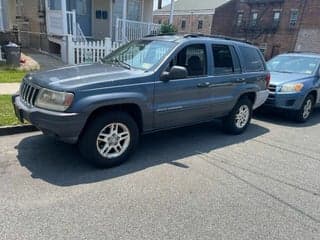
0 49 66 95
0 83 20 95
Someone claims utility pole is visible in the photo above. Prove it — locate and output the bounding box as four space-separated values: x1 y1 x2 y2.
169 0 175 24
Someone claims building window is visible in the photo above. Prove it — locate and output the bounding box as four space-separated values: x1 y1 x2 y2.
251 12 258 26
198 20 203 30
236 13 243 27
273 11 281 26
16 0 24 16
39 0 45 12
289 10 299 27
181 20 186 30
158 19 162 24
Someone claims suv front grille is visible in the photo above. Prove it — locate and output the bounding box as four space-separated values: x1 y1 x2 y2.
268 84 277 92
20 81 40 106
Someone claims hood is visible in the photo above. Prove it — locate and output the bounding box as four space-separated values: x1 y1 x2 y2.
270 71 313 85
28 63 145 90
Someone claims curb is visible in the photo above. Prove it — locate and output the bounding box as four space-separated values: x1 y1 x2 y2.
0 124 39 136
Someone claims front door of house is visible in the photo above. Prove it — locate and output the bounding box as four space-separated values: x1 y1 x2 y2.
67 0 92 36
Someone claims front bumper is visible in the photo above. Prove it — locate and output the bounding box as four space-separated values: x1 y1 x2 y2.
263 92 304 110
12 95 87 144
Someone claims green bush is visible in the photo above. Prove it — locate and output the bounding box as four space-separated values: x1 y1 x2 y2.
160 23 177 34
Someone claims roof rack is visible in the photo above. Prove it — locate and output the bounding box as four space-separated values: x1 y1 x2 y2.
286 51 319 55
183 33 253 44
143 32 177 38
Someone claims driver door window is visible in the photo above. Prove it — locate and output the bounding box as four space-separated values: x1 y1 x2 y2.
168 44 207 78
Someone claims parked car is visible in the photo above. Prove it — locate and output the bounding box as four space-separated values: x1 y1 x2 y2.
265 53 320 122
12 34 269 168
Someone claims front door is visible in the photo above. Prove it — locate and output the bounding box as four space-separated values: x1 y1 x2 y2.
67 0 92 36
154 43 214 129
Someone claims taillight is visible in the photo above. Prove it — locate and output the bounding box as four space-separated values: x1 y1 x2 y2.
265 72 271 88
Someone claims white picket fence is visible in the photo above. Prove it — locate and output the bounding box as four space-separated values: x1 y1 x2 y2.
67 36 123 65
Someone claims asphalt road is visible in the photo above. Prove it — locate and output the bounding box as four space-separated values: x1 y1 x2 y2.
1 110 320 240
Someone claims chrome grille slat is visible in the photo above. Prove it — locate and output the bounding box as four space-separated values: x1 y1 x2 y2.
268 84 276 92
20 80 39 107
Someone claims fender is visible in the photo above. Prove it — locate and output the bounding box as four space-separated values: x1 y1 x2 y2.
70 92 153 131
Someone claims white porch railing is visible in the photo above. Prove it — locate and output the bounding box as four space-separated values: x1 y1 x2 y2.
67 36 122 65
115 18 161 43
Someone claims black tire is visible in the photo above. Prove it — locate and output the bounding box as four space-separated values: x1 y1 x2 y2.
78 111 139 168
293 94 315 123
223 97 253 135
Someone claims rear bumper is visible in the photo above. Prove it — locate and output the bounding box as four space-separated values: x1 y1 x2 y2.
263 92 304 110
12 95 87 144
253 90 269 110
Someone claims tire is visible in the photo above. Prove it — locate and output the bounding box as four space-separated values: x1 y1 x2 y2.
78 111 139 168
223 97 253 135
293 94 315 123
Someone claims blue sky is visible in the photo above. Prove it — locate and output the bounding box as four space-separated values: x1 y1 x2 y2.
153 0 172 9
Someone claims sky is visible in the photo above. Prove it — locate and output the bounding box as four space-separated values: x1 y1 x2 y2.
153 0 172 10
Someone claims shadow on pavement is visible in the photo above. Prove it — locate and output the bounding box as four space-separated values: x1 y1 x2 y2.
16 121 269 186
254 108 320 127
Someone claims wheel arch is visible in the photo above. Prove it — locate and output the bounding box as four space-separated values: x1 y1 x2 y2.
80 103 144 140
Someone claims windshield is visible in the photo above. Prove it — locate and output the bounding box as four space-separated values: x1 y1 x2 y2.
267 55 320 75
102 40 176 70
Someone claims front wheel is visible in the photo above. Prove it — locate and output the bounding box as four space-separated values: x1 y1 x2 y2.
293 94 315 123
223 97 253 135
79 112 139 168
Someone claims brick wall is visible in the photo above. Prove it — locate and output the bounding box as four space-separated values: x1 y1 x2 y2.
295 0 320 53
153 13 214 35
212 0 320 59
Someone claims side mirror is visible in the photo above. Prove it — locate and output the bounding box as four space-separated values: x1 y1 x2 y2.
161 65 188 81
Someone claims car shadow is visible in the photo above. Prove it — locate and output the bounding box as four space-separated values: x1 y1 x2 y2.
254 107 320 127
16 121 269 186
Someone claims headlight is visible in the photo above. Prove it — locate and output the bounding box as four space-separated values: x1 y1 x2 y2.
35 88 74 111
280 83 304 93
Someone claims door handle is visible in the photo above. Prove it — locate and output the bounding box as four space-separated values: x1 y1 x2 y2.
236 78 246 83
197 82 211 88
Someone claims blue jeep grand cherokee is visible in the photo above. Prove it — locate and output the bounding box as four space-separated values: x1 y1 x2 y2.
266 53 320 122
12 34 269 168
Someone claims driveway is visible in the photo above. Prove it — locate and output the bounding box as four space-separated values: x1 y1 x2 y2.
0 112 320 240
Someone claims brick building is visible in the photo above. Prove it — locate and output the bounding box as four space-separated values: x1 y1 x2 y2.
153 0 228 35
213 0 320 60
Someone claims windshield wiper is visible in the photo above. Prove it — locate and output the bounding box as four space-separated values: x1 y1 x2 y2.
112 58 131 70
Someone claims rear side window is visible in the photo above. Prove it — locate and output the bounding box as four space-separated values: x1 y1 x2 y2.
212 45 241 75
239 46 265 72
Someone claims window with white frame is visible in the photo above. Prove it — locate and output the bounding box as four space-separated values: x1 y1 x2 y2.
198 20 203 30
127 0 143 21
181 20 186 29
289 9 299 27
16 0 24 17
251 12 258 26
236 13 243 27
273 11 281 26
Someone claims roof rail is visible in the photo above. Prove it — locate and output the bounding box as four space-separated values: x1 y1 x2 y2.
286 51 319 55
143 32 177 38
183 33 253 44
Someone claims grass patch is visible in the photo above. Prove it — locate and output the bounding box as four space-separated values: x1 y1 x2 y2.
0 67 27 83
0 95 21 126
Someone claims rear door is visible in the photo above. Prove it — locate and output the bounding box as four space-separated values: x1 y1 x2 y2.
206 44 244 116
154 43 214 129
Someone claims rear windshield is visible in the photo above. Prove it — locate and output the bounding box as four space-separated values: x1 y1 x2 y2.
239 46 265 72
